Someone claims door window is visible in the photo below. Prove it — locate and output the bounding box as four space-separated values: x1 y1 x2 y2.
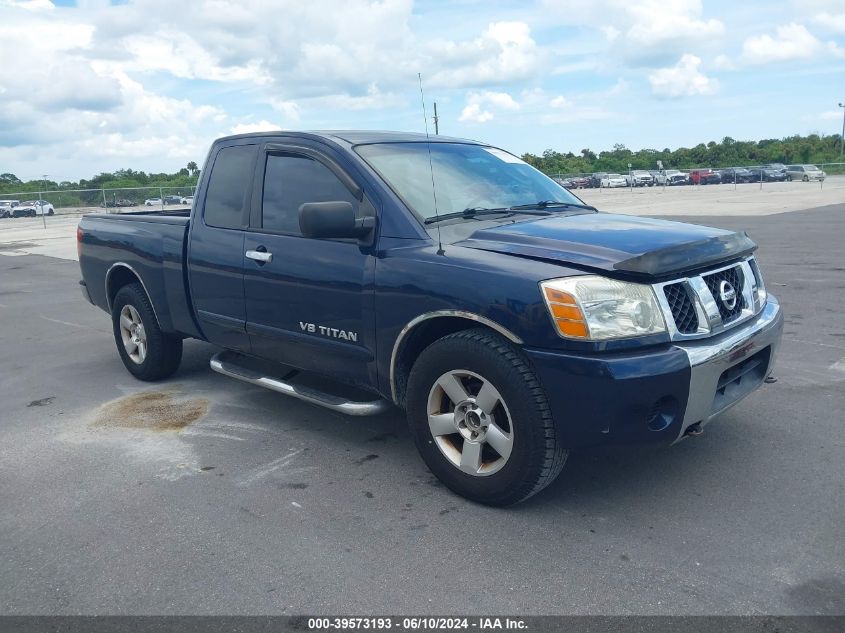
262 154 358 234
204 144 255 229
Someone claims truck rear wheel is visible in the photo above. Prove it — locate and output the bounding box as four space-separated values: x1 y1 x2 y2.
111 283 182 381
406 328 568 506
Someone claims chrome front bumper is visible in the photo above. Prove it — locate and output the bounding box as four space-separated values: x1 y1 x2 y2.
674 296 783 440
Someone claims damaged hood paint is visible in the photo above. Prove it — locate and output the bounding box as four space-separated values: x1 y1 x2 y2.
454 212 757 278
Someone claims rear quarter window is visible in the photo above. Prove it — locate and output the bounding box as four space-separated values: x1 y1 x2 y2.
204 144 256 229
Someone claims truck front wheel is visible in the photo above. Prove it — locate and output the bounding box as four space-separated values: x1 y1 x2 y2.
111 283 182 381
406 328 568 506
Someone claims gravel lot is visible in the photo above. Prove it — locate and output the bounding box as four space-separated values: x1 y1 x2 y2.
0 202 843 615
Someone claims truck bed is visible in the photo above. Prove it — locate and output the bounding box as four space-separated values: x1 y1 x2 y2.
77 211 201 339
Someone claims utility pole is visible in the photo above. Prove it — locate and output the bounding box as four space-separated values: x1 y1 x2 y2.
839 102 845 158
433 102 439 135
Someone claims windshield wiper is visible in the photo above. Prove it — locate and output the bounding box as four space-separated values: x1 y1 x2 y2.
423 207 552 225
508 200 597 212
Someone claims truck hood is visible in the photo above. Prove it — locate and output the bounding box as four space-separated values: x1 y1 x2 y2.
454 212 756 278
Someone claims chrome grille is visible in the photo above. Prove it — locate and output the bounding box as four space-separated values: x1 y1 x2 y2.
663 283 699 334
653 258 761 341
703 266 746 323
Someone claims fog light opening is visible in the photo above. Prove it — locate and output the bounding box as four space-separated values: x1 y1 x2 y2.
646 396 679 432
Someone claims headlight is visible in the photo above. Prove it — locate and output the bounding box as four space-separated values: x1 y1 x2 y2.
540 276 667 340
748 258 767 311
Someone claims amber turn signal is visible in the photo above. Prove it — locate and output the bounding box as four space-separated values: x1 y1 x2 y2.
541 285 590 339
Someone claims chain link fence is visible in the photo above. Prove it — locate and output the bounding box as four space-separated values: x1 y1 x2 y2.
0 185 197 224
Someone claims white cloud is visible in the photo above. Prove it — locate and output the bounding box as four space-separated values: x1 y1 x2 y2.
458 87 615 126
648 54 719 97
458 91 519 123
740 23 824 64
2 0 54 10
713 54 736 70
229 121 283 135
601 25 621 42
270 99 301 123
300 84 406 112
120 31 271 83
540 0 724 62
813 12 845 33
427 21 542 88
815 110 845 121
458 104 494 124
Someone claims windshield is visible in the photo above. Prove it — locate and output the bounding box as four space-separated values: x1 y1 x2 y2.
354 142 583 221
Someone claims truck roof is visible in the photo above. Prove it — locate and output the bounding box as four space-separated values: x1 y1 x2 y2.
216 130 481 146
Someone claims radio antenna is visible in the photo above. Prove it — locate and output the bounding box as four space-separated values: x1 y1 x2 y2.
418 73 443 255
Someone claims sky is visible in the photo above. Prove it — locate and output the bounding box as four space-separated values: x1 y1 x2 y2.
1 0 843 182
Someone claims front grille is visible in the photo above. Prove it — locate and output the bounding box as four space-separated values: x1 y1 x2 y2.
663 282 699 334
703 266 746 323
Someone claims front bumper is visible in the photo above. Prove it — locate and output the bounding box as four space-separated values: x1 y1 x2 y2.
525 296 783 448
673 296 782 439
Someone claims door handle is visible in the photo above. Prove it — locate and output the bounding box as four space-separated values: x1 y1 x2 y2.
245 249 273 263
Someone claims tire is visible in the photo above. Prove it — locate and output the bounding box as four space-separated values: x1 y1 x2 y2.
48 209 54 216
406 328 568 506
111 283 182 381
803 175 809 182
786 176 792 181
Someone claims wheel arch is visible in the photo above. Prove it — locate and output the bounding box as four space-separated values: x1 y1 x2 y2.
105 263 162 328
390 311 523 406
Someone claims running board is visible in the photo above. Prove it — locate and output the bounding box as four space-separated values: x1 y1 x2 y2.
209 351 391 416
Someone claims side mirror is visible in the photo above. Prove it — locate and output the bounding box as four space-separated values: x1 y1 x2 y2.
299 201 376 240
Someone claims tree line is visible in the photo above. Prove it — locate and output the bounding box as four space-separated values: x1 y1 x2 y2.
519 133 844 176
1 133 843 197
0 162 201 196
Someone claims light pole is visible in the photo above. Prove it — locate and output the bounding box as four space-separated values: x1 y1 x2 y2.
839 103 845 159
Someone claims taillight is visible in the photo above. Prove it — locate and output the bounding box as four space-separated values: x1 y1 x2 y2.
77 226 83 259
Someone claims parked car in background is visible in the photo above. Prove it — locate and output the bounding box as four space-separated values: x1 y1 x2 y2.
31 200 55 216
7 200 53 217
763 163 787 176
656 170 688 186
162 195 182 205
590 172 607 188
630 171 654 187
689 169 721 185
747 167 787 182
566 176 592 189
102 199 137 208
0 200 20 218
718 167 753 183
786 165 826 181
600 173 628 188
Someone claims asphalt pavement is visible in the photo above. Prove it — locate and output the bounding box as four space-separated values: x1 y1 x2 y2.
0 205 843 615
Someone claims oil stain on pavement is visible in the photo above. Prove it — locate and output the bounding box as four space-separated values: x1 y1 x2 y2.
89 389 208 432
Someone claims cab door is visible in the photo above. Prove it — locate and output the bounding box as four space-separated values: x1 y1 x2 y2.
242 142 378 387
187 141 256 352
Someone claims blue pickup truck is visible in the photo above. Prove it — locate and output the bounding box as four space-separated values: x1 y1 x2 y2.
78 131 783 505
